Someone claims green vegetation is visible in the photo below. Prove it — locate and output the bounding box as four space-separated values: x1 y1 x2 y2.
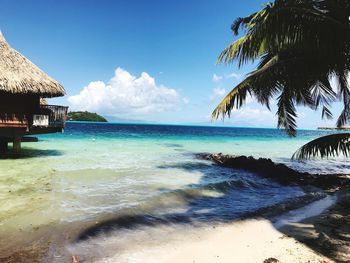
68 111 108 122
213 0 350 159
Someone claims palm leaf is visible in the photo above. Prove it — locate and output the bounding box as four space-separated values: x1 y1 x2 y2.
336 71 350 127
276 89 297 136
214 0 350 141
212 54 281 121
231 14 256 35
292 133 350 159
218 0 348 68
321 106 333 119
211 80 251 120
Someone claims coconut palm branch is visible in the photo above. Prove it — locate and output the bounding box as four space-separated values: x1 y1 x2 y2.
292 133 350 159
213 0 350 137
336 71 350 127
212 50 337 135
218 0 350 67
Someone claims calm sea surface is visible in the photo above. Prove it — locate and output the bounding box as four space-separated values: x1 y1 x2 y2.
0 122 348 259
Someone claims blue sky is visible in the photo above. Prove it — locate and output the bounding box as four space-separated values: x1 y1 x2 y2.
0 0 343 128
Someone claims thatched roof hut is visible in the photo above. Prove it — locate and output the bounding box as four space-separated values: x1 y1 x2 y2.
0 32 65 98
0 32 68 154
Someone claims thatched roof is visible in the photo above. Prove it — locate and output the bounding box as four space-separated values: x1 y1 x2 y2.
0 32 65 98
40 97 48 105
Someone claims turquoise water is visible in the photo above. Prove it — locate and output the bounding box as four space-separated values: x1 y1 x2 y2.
0 122 347 258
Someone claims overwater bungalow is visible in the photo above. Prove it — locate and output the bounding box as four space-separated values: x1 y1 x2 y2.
0 32 68 154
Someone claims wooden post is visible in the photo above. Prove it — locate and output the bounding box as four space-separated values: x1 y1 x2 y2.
13 137 21 155
0 139 8 158
0 140 8 152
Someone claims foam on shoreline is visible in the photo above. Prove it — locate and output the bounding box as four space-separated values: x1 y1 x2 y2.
273 194 337 228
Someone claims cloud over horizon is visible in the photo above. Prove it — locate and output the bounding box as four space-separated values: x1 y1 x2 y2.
68 68 185 119
212 72 242 83
212 74 223 82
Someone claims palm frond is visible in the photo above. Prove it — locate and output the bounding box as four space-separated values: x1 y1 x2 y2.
212 54 281 120
218 0 350 68
321 106 333 119
277 89 297 136
211 79 251 120
292 133 350 159
311 77 336 119
217 36 252 65
231 14 256 35
214 0 350 140
336 71 350 127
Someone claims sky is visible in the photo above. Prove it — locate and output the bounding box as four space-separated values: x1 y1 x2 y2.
0 0 344 128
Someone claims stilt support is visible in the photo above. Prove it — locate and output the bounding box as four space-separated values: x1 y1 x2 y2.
13 137 21 155
0 140 8 152
0 139 8 158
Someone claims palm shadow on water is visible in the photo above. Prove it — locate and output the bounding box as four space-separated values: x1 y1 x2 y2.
71 150 350 262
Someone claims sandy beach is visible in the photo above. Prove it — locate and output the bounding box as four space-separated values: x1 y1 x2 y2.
89 189 349 263
145 220 331 263
1 183 349 263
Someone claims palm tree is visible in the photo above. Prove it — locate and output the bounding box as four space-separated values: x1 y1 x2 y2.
212 0 350 159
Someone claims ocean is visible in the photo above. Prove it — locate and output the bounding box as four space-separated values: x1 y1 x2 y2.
0 122 347 261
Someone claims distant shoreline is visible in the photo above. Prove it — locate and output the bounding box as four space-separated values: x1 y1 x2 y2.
67 111 108 122
318 126 350 130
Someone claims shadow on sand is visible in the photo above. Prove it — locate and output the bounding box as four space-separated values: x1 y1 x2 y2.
278 189 350 263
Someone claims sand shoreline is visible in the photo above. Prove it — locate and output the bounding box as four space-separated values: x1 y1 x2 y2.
93 189 348 263
1 188 349 263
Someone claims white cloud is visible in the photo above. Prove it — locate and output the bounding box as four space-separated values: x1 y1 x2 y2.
68 67 184 118
208 104 275 127
209 87 226 101
226 72 241 80
212 74 223 82
182 97 190 104
216 106 275 127
232 106 274 121
212 72 242 82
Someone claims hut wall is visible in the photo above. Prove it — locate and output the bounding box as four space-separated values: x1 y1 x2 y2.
0 94 40 114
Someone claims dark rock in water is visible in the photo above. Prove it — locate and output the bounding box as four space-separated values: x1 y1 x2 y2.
263 258 280 263
197 153 350 190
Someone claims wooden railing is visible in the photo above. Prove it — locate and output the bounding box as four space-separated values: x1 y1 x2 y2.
39 105 68 126
0 113 28 128
0 105 68 130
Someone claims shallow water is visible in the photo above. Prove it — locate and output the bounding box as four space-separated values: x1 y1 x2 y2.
0 122 348 259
